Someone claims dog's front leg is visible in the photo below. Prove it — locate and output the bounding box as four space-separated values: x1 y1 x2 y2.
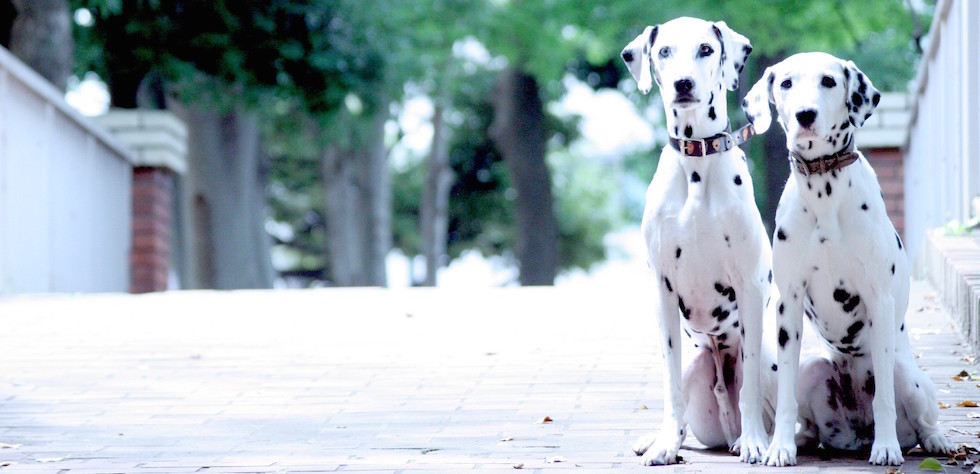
867 294 903 465
764 287 805 466
633 275 686 465
735 279 768 464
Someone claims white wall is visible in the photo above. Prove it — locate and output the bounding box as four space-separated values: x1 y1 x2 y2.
905 0 980 261
0 47 134 294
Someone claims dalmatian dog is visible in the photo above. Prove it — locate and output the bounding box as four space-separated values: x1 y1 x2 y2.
741 52 954 466
621 17 777 465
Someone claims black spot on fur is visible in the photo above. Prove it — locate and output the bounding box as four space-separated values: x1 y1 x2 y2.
664 276 673 292
708 107 717 120
734 174 742 185
891 264 895 275
768 270 772 283
684 125 693 138
668 337 672 349
825 182 832 197
900 323 905 332
621 51 634 62
691 172 701 183
777 228 787 241
778 303 785 315
676 247 682 259
678 296 691 319
771 363 778 372
872 92 881 106
861 203 868 211
712 306 730 322
896 232 903 249
778 327 789 348
840 320 864 345
851 92 863 107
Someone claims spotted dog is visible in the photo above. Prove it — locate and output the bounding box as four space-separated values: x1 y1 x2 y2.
621 17 776 465
741 52 954 466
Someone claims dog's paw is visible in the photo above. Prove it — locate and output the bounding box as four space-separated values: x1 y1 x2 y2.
921 432 954 456
639 439 681 466
763 435 797 467
738 427 769 464
631 433 656 456
868 439 904 465
633 428 683 465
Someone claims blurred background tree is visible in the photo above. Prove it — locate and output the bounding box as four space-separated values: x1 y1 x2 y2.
1 0 930 287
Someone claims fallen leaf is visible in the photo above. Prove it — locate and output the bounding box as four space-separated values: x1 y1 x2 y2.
0 444 18 449
639 404 648 410
963 354 978 364
512 462 524 469
885 467 903 474
918 457 944 471
939 401 950 409
546 456 566 463
959 444 980 455
958 401 979 407
539 416 553 424
0 461 12 467
967 412 980 419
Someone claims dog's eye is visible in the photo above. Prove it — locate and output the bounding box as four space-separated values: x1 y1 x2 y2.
659 47 670 59
780 79 792 90
821 76 837 88
698 44 714 58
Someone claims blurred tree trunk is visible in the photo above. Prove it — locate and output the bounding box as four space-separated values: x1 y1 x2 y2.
490 67 558 286
419 101 453 286
8 0 72 91
754 52 789 238
174 102 275 289
322 99 391 287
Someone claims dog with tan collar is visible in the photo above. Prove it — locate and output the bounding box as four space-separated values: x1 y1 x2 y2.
742 52 954 466
621 17 776 465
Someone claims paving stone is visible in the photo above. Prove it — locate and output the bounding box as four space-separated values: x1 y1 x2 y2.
0 281 975 472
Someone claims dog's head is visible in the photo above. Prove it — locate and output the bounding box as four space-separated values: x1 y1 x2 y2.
621 17 751 108
742 52 880 157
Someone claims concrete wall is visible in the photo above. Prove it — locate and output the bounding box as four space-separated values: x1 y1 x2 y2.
0 47 135 294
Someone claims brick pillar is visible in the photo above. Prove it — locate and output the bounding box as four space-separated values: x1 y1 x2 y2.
865 147 905 238
94 110 187 293
131 167 174 292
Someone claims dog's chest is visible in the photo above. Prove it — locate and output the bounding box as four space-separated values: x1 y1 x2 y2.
803 277 870 356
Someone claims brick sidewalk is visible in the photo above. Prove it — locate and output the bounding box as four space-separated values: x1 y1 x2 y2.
0 280 976 473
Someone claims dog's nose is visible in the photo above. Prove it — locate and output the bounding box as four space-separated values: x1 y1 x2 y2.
674 78 694 95
796 109 817 127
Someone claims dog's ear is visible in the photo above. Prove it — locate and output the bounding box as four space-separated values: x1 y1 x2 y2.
621 25 658 94
712 21 752 91
742 66 775 134
842 60 881 128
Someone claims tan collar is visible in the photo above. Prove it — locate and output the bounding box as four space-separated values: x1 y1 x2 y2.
789 148 859 176
668 123 756 157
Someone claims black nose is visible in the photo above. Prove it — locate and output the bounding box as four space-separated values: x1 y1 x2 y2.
796 109 817 127
674 78 694 95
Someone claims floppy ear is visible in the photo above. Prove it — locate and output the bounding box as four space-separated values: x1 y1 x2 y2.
712 21 752 91
842 59 881 128
620 25 658 94
741 66 775 134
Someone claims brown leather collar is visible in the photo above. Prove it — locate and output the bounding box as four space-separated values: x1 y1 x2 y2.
789 147 859 176
668 123 756 157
